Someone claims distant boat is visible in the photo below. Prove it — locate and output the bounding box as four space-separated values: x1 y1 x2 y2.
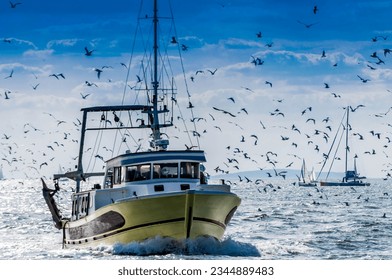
319 106 370 187
297 159 318 187
41 0 240 248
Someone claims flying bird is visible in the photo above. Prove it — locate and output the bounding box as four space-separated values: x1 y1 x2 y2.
4 69 14 79
49 73 65 79
80 92 91 99
207 68 218 75
94 68 103 79
297 20 319 28
357 75 370 83
212 107 236 117
251 55 264 66
9 1 22 8
84 47 94 56
350 104 365 112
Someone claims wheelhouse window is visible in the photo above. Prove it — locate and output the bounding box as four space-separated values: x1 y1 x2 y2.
180 162 200 179
104 168 113 188
153 163 178 179
124 164 151 182
113 167 122 185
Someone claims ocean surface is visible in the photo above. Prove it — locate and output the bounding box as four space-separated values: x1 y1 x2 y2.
0 177 391 260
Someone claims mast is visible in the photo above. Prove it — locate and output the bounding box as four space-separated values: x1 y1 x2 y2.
152 0 160 144
75 108 88 193
344 106 349 178
149 0 169 150
301 159 306 183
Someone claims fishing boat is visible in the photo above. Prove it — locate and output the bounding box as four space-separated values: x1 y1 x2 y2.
297 159 318 187
319 106 370 187
41 0 241 248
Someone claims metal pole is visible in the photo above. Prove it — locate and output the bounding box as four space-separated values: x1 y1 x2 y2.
152 0 160 145
76 110 88 192
345 106 349 177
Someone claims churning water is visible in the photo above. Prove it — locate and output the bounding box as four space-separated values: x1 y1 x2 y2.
0 178 391 260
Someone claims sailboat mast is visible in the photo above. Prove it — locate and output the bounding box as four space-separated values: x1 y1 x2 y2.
345 106 349 176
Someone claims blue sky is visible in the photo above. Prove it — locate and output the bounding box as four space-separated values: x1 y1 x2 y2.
1 0 392 179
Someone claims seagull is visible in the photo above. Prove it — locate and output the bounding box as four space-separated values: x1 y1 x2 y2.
350 104 365 112
207 68 217 75
49 73 65 79
85 81 98 87
240 108 248 114
57 120 66 126
357 75 370 83
265 81 273 87
227 97 235 103
80 92 91 99
331 92 341 98
94 68 103 79
297 20 319 28
251 55 264 65
4 69 14 79
195 70 204 75
84 47 94 56
212 107 236 117
4 91 11 99
301 107 312 115
241 86 254 92
9 1 22 8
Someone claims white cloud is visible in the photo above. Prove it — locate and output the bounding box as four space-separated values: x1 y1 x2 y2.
46 38 81 49
5 38 38 49
23 49 54 59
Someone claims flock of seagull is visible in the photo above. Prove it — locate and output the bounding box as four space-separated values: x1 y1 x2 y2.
1 2 392 190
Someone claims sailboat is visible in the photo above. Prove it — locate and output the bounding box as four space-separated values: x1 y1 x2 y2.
41 0 241 248
319 106 370 186
298 159 318 187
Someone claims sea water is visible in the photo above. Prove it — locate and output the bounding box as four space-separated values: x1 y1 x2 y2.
0 178 391 260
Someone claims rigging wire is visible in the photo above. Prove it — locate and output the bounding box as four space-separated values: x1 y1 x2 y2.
325 123 345 181
316 109 347 181
168 0 201 149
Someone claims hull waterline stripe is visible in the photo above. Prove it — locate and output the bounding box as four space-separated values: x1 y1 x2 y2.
193 217 226 229
65 216 226 244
